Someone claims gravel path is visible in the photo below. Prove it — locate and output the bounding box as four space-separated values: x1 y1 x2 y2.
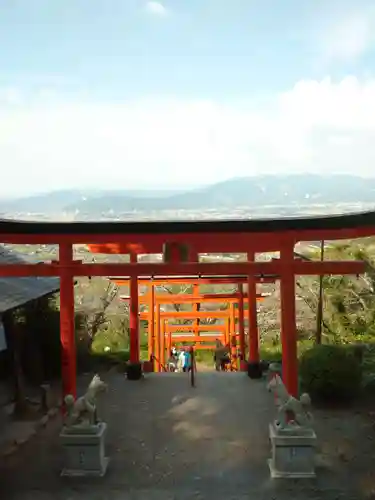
0 371 371 499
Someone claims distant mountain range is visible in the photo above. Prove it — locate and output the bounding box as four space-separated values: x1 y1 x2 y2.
0 188 190 214
1 174 375 215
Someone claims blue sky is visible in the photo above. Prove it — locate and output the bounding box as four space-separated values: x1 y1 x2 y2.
1 0 375 196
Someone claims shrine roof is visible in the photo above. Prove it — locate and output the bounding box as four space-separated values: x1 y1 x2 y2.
0 210 375 235
0 246 60 313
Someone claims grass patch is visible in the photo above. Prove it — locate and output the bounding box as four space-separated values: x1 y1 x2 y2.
194 349 215 365
259 345 282 363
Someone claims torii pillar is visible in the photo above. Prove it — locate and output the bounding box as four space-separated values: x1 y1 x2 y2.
190 249 200 348
246 251 262 378
127 253 142 380
154 303 161 372
59 243 76 406
280 243 298 397
148 283 155 361
238 284 246 369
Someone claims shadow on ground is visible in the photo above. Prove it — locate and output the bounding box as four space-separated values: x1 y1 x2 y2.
0 371 370 499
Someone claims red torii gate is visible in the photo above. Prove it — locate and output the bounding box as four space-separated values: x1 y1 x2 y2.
118 285 269 365
0 212 372 399
108 271 277 375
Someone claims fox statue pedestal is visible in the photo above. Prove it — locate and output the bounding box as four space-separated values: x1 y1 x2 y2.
60 374 109 477
267 374 317 479
60 422 109 477
268 422 317 479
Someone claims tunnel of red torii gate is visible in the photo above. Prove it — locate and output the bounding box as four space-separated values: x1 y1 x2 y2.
110 275 271 373
0 211 374 400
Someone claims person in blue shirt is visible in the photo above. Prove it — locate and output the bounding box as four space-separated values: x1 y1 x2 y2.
183 349 192 372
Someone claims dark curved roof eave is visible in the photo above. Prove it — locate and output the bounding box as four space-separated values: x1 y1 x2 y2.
1 210 375 235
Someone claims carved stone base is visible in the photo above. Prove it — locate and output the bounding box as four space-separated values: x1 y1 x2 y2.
268 423 316 479
247 361 263 379
126 362 143 380
60 422 109 477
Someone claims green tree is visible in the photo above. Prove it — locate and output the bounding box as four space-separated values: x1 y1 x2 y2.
297 239 375 343
75 278 119 350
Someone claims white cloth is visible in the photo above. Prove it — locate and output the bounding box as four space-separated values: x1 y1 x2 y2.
177 351 186 372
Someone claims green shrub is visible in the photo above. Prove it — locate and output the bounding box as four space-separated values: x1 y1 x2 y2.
112 350 130 363
300 344 362 402
259 346 282 363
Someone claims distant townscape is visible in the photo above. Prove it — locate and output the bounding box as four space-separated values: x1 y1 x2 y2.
1 174 375 221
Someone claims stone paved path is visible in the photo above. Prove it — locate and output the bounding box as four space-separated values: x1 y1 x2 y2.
0 372 363 499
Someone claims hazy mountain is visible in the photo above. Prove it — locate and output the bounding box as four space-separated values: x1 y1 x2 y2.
65 174 375 214
1 174 375 215
0 188 190 213
0 190 88 213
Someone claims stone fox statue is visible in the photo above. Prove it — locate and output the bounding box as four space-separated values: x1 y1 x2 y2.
64 374 108 428
267 374 313 430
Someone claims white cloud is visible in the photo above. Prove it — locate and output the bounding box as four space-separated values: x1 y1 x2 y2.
2 76 375 196
320 15 372 62
0 87 23 106
311 6 375 65
145 1 169 17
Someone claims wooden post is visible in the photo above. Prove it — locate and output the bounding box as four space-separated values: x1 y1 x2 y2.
189 250 200 347
154 304 160 372
192 283 200 343
129 253 139 365
148 283 155 360
229 303 237 370
59 243 76 404
247 251 260 364
280 243 298 397
160 319 166 370
238 283 246 364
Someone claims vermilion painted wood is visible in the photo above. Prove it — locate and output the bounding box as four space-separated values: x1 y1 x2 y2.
0 211 371 401
111 277 277 285
247 250 260 364
0 224 374 246
163 324 227 331
165 336 226 342
139 310 238 319
0 259 365 277
188 345 220 350
148 284 155 360
129 285 139 363
118 293 266 303
238 284 246 360
59 243 76 404
280 245 299 397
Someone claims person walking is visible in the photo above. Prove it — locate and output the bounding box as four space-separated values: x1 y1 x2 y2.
214 339 230 371
183 348 192 372
177 348 186 372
